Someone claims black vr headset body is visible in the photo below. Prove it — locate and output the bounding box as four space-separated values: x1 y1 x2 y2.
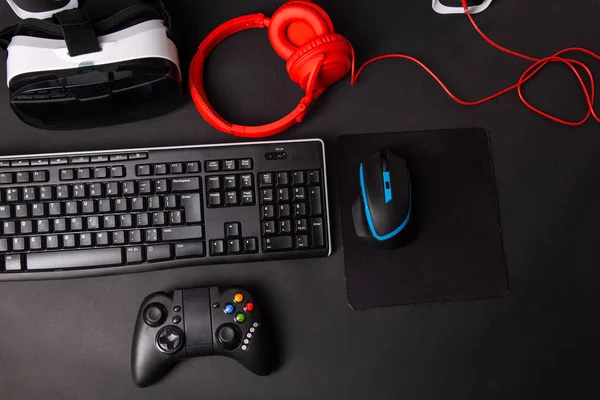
1 0 181 130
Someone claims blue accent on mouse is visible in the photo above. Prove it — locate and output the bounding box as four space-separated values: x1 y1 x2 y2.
360 163 412 241
383 171 392 203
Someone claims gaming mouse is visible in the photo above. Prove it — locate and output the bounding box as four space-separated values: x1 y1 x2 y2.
352 150 414 248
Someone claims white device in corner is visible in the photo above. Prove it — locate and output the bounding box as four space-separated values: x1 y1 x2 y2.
6 0 78 19
432 0 492 15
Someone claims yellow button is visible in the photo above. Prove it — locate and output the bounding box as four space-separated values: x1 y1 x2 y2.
233 293 244 303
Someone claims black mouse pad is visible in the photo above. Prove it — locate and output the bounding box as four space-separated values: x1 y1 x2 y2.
335 128 508 310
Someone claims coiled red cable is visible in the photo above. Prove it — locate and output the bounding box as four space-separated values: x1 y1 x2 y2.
350 0 600 126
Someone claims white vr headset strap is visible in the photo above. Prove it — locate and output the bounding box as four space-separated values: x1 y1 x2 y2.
5 0 79 20
432 0 492 15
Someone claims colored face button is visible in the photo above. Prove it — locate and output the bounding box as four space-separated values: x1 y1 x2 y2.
224 303 235 314
233 293 244 303
235 313 246 323
244 302 255 312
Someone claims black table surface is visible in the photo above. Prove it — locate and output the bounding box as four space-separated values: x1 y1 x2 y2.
1 1 599 399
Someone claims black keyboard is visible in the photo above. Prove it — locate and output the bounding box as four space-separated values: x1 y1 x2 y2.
0 139 331 281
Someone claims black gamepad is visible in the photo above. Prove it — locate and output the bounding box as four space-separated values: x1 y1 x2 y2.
131 286 273 387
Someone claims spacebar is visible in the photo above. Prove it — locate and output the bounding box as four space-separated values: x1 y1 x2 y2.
26 249 123 271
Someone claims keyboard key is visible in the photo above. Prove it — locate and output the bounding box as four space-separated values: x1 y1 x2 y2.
186 162 200 173
293 187 306 201
308 170 321 184
73 184 86 199
31 203 45 217
0 205 10 219
36 219 50 233
147 196 161 210
311 218 325 248
115 198 128 212
147 244 172 261
20 220 33 234
225 222 241 238
103 215 117 229
169 210 182 225
279 220 292 234
111 166 125 178
46 235 59 249
136 165 151 176
87 216 100 230
11 160 29 167
77 168 91 179
206 176 221 191
276 172 289 187
106 182 119 197
53 218 67 232
94 167 108 179
259 173 273 187
261 205 275 219
70 156 90 164
131 197 144 211
50 157 68 165
276 188 290 203
4 255 22 271
122 181 136 196
27 248 123 270
180 194 202 223
146 229 159 242
243 237 258 253
155 179 168 194
207 192 222 208
278 204 291 218
163 195 177 209
291 171 305 186
138 180 152 194
129 230 143 244
240 174 253 188
294 202 307 217
0 239 7 252
65 201 79 215
6 189 19 202
120 215 133 228
295 219 308 233
22 187 36 201
0 161 9 168
33 170 48 182
60 169 75 181
228 239 241 254
96 232 109 246
79 233 93 247
170 163 184 174
260 189 274 204
81 200 95 214
70 217 83 231
176 242 206 258
136 213 149 227
56 185 70 200
31 158 49 166
89 183 103 198
262 221 276 236
15 204 28 218
224 160 237 171
309 186 323 216
263 236 293 252
224 175 237 189
239 159 253 170
3 221 16 235
0 172 12 184
12 237 26 251
225 191 238 206
209 240 225 256
16 171 31 183
98 199 112 213
39 186 53 200
154 164 167 175
296 235 310 249
110 155 128 162
112 231 126 245
129 152 148 161
48 202 61 216
172 177 200 192
240 190 255 205
125 247 143 264
91 155 109 163
205 161 220 172
152 212 166 226
162 226 203 241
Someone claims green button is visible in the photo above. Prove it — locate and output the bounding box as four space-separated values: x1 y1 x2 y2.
235 313 246 323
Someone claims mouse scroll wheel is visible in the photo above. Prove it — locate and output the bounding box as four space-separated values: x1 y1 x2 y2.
381 158 390 172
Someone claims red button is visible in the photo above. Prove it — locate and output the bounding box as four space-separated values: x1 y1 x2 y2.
244 302 255 312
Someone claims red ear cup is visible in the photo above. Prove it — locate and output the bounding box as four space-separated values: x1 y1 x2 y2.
286 33 352 91
268 1 335 60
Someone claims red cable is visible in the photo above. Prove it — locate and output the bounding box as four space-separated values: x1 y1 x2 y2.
350 0 600 126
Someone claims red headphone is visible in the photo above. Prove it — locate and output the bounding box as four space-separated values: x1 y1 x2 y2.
189 0 352 138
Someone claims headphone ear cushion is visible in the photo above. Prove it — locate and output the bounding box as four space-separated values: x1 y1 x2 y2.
287 33 352 91
268 1 335 60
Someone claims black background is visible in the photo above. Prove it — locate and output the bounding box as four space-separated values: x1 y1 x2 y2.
1 0 599 399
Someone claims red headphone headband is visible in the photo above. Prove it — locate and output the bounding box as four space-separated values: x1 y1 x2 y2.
189 14 326 138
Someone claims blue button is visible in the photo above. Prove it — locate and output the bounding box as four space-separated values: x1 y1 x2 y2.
224 304 235 314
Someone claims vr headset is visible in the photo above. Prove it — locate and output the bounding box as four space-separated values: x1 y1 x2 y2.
0 0 181 130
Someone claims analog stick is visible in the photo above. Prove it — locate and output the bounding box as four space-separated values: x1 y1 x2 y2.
216 324 241 351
